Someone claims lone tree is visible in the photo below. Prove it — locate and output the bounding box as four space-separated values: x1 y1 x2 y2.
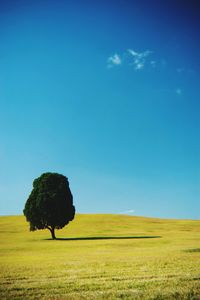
23 172 75 239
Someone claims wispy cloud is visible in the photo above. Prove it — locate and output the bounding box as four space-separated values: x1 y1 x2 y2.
128 49 153 70
134 62 144 70
120 209 135 215
127 49 138 57
107 49 153 71
128 49 152 58
107 53 122 68
150 60 156 67
107 49 188 97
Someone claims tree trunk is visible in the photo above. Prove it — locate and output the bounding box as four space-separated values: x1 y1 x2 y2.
48 227 56 239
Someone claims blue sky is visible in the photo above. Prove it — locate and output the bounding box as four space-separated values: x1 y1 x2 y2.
0 0 199 218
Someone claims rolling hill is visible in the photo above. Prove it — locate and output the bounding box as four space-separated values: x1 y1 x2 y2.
0 214 200 299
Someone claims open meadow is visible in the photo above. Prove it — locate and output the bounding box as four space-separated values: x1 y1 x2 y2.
0 214 200 300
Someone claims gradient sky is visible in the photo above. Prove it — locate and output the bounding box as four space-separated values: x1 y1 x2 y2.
0 0 200 218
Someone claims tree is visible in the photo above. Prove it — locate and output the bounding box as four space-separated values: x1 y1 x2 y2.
23 172 75 239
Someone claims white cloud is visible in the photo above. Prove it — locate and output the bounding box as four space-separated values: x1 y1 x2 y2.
127 48 153 71
140 50 152 58
128 49 152 58
107 48 154 71
135 62 144 70
120 209 135 215
107 53 122 68
127 49 139 57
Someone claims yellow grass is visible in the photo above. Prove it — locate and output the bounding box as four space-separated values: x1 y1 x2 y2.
0 214 200 299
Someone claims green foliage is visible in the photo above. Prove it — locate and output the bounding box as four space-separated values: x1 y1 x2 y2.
23 172 75 238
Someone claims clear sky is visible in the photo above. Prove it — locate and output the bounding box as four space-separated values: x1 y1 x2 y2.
0 0 199 218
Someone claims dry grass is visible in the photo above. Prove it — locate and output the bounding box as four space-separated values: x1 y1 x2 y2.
0 214 200 299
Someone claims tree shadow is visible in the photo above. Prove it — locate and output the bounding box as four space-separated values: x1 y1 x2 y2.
45 236 161 241
184 248 200 253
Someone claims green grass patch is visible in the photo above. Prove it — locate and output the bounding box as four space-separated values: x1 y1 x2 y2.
0 214 200 299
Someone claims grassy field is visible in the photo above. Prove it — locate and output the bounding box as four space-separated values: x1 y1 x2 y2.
0 214 200 300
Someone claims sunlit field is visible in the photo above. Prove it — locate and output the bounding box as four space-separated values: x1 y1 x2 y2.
0 214 200 299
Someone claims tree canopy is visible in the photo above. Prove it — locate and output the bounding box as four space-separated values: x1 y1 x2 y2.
23 172 75 239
